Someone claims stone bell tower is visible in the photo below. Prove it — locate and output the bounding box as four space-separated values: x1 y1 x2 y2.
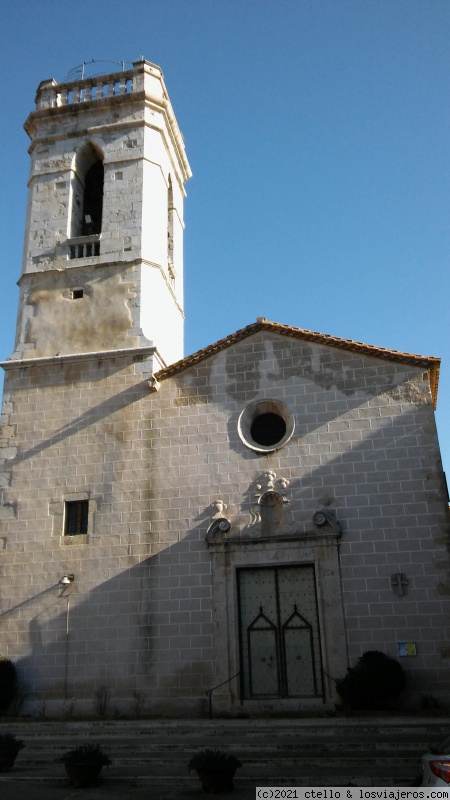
13 59 191 366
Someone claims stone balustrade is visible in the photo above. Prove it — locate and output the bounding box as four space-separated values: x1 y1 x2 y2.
36 70 135 110
67 235 101 260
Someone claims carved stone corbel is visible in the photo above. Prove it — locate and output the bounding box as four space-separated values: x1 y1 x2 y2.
206 500 231 542
206 517 231 543
312 510 342 536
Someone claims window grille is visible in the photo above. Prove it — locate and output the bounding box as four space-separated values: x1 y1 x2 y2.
64 500 89 535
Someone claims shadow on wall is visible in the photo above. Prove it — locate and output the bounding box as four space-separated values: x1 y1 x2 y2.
5 524 214 717
13 380 150 466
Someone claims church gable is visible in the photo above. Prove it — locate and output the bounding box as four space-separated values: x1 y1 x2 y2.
152 329 440 537
160 328 434 413
157 319 440 406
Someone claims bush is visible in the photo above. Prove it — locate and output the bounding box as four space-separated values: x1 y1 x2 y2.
188 749 243 773
336 650 406 710
0 659 18 714
0 733 25 754
60 744 111 767
0 732 24 772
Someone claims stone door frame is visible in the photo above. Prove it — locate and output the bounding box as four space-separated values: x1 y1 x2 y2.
207 529 348 712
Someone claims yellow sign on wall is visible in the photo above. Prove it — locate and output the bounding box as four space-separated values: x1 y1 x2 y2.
398 641 417 657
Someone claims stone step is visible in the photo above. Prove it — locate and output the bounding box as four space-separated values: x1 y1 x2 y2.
0 717 445 789
4 756 422 775
7 749 424 784
15 734 427 748
2 727 447 735
14 752 422 764
7 743 434 762
1 720 447 737
14 734 436 747
0 769 422 788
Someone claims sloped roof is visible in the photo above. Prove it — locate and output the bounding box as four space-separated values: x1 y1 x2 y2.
156 318 441 407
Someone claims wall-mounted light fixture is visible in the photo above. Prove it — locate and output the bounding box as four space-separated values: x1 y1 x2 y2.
59 574 75 585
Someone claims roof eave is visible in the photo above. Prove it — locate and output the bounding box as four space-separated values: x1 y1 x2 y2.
155 320 441 408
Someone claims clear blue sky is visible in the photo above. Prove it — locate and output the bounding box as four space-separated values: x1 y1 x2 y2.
1 1 449 475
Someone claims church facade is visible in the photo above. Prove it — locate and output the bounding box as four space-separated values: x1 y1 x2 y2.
0 60 449 716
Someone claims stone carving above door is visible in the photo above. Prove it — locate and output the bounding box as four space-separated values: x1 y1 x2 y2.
245 470 296 538
205 471 342 544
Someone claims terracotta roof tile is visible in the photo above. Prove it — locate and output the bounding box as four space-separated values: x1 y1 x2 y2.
156 319 440 407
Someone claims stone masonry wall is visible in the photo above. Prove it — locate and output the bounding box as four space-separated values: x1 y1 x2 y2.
0 331 448 714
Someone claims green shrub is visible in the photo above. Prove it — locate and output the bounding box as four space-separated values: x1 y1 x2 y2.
0 733 25 754
59 744 111 766
336 650 406 710
188 749 243 773
0 659 18 714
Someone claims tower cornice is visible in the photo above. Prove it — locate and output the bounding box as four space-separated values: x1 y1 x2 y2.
24 61 192 183
1 345 164 371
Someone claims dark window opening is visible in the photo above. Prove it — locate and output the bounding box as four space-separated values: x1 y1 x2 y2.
72 289 84 299
65 500 89 536
250 413 286 447
82 160 104 235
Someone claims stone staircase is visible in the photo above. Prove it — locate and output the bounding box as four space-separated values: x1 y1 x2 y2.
0 717 449 790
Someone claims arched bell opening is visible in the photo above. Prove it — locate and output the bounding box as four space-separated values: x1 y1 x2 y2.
70 142 104 239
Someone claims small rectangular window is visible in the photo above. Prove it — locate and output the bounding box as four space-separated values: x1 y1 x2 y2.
65 500 89 535
72 289 84 299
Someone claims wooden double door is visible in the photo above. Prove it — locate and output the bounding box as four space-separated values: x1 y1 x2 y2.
237 565 323 699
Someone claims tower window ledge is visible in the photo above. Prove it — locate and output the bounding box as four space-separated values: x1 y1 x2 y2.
67 234 101 260
61 534 88 546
